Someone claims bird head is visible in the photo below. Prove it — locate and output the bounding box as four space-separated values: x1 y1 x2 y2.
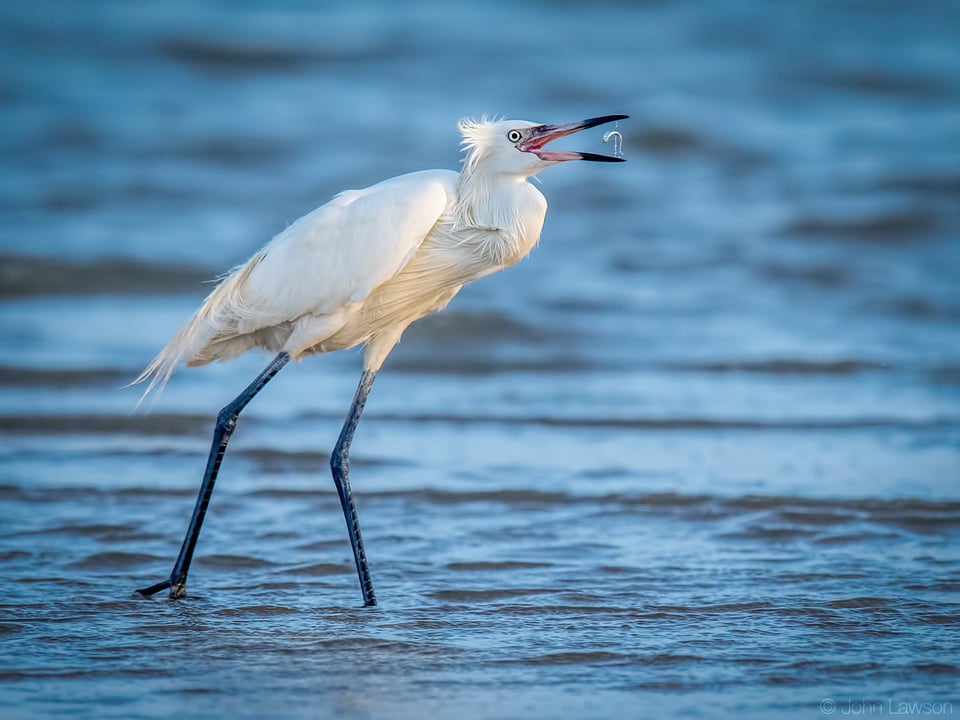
458 115 628 178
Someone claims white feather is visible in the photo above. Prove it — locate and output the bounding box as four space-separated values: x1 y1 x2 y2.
134 118 555 404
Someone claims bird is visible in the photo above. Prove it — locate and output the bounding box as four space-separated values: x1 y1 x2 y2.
134 114 628 607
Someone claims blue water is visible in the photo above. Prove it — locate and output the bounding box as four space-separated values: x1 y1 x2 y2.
1 1 959 718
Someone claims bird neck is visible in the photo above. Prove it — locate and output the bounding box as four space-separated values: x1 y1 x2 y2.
454 167 531 235
452 166 546 268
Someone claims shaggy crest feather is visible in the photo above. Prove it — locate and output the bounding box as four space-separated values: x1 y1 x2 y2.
457 115 505 174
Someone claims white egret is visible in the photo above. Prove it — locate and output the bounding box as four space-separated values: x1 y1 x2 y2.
135 114 628 606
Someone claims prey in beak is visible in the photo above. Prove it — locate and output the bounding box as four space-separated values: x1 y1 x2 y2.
519 114 629 162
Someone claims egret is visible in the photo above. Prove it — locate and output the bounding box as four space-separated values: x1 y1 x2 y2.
135 114 628 606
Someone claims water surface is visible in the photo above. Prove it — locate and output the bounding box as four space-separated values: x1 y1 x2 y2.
1 1 958 718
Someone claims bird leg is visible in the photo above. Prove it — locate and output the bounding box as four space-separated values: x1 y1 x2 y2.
137 352 290 599
331 369 378 607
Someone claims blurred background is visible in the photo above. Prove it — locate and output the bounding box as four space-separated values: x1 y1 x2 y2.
1 1 958 718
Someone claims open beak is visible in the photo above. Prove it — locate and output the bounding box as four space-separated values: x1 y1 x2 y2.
519 114 628 162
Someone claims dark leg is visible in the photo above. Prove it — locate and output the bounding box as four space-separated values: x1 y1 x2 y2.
137 352 290 599
331 370 378 607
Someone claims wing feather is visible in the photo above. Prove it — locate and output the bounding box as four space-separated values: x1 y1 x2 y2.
242 170 452 327
132 169 455 401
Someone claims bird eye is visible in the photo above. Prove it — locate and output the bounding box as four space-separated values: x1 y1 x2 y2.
507 129 523 143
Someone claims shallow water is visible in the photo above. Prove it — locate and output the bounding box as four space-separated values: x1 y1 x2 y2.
1 1 959 718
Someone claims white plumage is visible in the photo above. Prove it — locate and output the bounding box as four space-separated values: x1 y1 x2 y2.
136 121 555 399
133 114 627 606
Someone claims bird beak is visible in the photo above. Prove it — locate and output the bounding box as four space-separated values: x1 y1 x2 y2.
520 114 629 162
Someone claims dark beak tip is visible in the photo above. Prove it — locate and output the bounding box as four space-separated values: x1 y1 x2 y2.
584 114 630 127
578 152 627 163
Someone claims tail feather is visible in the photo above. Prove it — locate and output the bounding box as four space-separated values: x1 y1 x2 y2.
128 310 211 408
129 250 279 406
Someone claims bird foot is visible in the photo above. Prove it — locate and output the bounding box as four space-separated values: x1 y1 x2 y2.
136 578 186 599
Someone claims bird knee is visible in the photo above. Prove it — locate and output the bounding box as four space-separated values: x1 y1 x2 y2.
330 445 348 476
216 405 239 432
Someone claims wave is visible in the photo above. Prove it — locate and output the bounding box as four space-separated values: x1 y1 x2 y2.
0 365 135 388
0 253 212 298
664 358 889 375
780 209 937 243
0 413 211 436
155 36 405 75
331 412 960 432
6 482 956 520
1 357 954 390
876 171 960 198
2 411 957 437
801 67 950 100
386 356 601 376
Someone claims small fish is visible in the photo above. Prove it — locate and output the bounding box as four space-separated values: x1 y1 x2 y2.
602 126 623 158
